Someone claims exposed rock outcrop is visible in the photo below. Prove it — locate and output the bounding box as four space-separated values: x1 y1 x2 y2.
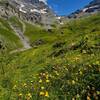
0 0 57 29
67 0 100 18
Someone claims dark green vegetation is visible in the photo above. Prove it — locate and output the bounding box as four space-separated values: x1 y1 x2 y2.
0 14 100 100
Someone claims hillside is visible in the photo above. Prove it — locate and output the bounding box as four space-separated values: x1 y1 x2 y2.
0 13 100 100
0 17 23 51
0 0 57 29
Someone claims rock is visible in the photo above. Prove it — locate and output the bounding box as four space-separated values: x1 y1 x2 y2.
31 39 45 47
65 0 100 19
47 29 53 33
0 0 57 27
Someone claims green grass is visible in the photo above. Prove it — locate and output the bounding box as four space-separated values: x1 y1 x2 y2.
0 13 100 100
24 22 60 46
8 16 23 31
0 18 23 51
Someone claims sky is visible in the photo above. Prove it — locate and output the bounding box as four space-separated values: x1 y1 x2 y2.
40 0 93 16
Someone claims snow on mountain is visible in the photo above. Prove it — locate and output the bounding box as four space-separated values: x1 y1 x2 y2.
67 0 100 18
0 0 57 28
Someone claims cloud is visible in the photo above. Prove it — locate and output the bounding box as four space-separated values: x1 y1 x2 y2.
39 0 47 4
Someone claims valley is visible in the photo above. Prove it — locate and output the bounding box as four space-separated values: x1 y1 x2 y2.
0 0 100 100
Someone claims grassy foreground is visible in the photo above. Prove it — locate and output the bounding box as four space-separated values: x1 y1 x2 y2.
0 14 100 100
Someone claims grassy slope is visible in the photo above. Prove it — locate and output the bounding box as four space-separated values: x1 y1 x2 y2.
0 18 23 51
24 22 60 46
0 14 100 100
8 16 23 31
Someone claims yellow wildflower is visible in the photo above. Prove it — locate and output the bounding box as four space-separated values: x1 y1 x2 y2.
79 71 83 75
96 61 99 65
23 83 27 87
27 93 32 98
19 93 23 96
41 86 45 90
39 79 42 83
55 71 59 76
31 81 33 83
46 75 49 79
75 57 80 61
46 79 50 83
97 91 100 95
56 73 59 76
45 91 49 97
72 43 76 45
72 98 75 100
13 85 17 89
42 73 46 76
65 68 68 71
89 65 92 67
72 80 75 85
40 91 45 96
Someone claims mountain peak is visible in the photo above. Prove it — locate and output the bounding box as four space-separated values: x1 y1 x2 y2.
67 0 100 18
0 0 57 29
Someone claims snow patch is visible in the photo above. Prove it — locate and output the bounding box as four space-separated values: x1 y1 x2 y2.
30 9 40 13
83 8 88 12
56 17 61 20
20 4 25 8
30 8 47 14
83 5 99 12
40 9 47 14
89 5 99 9
39 0 47 4
19 4 27 13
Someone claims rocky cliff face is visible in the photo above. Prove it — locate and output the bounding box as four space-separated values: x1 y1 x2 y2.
67 0 100 18
0 0 57 28
84 0 100 12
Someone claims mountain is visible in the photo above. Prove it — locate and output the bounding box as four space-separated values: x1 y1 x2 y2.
0 0 57 28
0 0 100 99
67 0 100 18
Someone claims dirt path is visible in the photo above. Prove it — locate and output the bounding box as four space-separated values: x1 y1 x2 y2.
9 21 31 54
10 48 29 54
10 22 31 49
